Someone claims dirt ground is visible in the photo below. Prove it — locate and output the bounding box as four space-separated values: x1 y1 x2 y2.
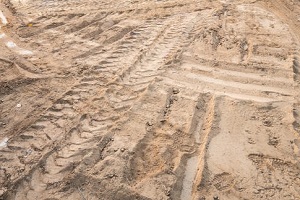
0 0 300 199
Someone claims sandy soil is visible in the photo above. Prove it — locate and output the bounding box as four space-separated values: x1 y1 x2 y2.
0 0 300 199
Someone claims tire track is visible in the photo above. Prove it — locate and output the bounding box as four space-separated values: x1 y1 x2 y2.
1 13 174 179
2 0 300 199
2 11 205 199
161 3 297 103
180 96 217 200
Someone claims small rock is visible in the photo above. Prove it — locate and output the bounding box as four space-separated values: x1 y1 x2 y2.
160 118 166 122
173 88 180 94
248 138 256 144
16 103 22 108
0 138 9 148
213 196 219 200
108 174 114 178
253 190 259 194
268 135 279 147
263 120 272 127
26 149 32 155
120 148 126 152
250 116 256 120
146 121 153 126
165 190 170 196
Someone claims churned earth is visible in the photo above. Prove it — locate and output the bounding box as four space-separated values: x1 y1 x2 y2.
0 0 300 199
